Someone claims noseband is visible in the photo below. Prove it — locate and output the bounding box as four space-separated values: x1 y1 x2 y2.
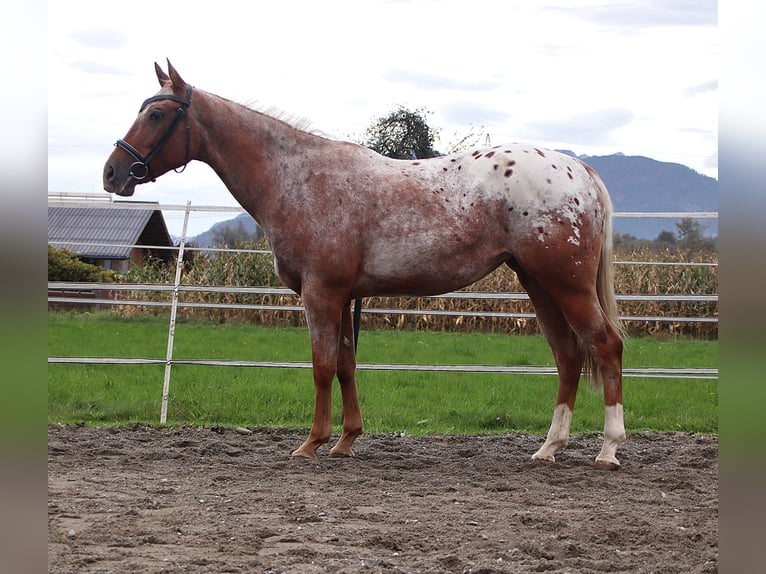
115 85 193 181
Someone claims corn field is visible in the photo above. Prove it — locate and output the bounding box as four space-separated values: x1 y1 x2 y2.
118 240 718 339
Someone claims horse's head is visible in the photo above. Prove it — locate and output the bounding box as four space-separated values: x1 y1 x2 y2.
103 60 195 197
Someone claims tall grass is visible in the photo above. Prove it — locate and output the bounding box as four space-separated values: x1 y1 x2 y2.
48 312 718 434
119 242 718 338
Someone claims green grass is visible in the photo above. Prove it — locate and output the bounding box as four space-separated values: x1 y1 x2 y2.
48 311 718 434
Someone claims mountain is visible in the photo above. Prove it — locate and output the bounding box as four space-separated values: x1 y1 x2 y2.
563 152 717 238
188 212 264 247
188 153 717 243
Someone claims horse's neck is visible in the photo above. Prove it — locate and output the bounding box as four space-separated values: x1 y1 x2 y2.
195 94 317 228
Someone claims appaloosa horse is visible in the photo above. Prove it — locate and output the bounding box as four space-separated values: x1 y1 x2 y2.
104 61 626 469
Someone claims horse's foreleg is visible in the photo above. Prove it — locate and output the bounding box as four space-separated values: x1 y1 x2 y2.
291 357 335 459
291 289 344 460
516 270 582 463
329 303 363 458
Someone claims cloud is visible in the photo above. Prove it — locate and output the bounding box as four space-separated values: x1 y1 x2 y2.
70 59 131 76
440 100 511 126
522 108 635 145
684 79 718 97
704 149 718 171
549 0 717 29
679 126 717 140
383 68 502 92
71 27 128 49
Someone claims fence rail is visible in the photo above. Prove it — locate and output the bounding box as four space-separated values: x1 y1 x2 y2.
47 281 718 323
47 356 718 380
48 200 719 422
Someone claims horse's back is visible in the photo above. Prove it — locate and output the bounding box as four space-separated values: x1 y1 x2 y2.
362 142 607 241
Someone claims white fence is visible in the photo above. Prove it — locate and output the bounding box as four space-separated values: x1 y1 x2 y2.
48 200 719 423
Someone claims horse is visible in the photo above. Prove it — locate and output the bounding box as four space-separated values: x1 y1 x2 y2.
103 61 626 470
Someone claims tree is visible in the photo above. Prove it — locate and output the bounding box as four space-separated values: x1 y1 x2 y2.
613 232 638 248
362 106 440 159
442 124 488 155
656 230 676 245
675 218 708 249
213 219 264 248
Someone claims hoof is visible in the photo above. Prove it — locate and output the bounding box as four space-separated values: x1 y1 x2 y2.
531 453 556 463
291 447 317 460
593 458 621 471
328 448 354 459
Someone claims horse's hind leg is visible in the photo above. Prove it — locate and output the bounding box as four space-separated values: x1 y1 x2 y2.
515 269 583 462
329 302 363 458
547 286 625 469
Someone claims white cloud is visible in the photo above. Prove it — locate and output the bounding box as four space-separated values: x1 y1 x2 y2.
70 27 128 50
70 60 133 76
551 0 717 29
440 100 511 127
522 108 636 146
684 79 718 97
383 68 502 92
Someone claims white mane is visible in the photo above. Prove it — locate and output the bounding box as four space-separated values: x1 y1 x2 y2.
241 100 343 141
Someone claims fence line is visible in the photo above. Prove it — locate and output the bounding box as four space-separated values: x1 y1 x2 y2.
48 200 719 422
47 356 718 380
46 281 718 324
46 299 719 324
48 198 720 220
47 281 719 303
49 238 719 267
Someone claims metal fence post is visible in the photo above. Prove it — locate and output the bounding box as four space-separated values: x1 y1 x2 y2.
160 201 192 424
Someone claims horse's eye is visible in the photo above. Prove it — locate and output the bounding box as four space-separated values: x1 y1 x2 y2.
149 110 164 121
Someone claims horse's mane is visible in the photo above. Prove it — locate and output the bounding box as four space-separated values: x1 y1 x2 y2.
240 99 342 141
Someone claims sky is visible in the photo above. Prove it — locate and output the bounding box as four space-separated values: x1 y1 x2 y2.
48 0 718 237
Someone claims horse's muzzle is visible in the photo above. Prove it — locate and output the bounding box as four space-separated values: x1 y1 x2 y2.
103 160 137 197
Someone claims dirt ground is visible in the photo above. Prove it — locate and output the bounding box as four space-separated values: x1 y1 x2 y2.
48 425 717 573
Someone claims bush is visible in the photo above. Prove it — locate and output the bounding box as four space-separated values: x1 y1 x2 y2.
48 245 118 283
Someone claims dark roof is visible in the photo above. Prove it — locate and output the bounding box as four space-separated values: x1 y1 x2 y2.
48 203 174 259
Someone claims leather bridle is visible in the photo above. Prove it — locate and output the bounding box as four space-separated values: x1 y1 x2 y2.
114 85 193 181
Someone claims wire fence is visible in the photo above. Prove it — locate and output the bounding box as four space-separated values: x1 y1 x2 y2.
48 200 719 422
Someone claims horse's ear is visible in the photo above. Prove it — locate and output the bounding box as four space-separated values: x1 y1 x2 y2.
155 62 170 87
166 59 187 89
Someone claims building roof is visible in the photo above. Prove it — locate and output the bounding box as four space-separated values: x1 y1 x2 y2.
48 203 174 259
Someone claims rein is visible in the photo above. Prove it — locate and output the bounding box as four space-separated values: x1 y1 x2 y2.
115 85 193 181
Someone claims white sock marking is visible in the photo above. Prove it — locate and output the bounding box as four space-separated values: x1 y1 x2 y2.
595 403 626 467
532 403 573 462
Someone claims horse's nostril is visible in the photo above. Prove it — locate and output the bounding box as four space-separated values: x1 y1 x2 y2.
105 164 115 181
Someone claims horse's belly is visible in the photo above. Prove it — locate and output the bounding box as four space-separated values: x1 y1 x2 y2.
360 239 506 297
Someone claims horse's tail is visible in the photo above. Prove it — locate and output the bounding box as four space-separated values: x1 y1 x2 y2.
579 166 625 385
